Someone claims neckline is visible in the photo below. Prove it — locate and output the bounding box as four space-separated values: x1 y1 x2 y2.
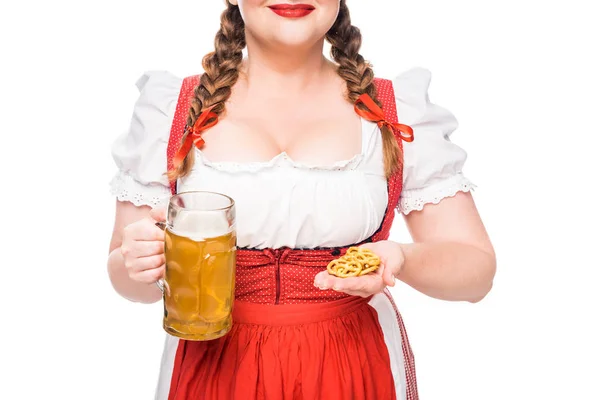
194 118 376 171
195 149 365 173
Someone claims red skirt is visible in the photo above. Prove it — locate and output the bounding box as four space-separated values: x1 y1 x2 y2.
168 296 396 400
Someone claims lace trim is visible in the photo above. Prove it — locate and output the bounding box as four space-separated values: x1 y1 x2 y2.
195 149 364 173
109 171 171 207
398 174 476 215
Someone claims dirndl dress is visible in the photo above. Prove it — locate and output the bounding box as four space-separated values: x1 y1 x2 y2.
109 67 474 400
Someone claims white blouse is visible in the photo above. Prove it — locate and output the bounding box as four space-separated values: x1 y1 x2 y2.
110 68 474 249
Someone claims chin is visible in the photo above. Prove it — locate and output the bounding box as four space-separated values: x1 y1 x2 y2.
249 19 327 49
270 29 322 48
243 4 338 50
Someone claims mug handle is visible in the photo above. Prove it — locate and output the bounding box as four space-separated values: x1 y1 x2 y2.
155 221 168 294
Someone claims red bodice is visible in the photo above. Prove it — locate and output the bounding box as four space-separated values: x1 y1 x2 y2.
235 247 351 304
165 75 406 304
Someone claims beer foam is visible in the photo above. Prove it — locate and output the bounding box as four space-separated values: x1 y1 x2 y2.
169 211 232 241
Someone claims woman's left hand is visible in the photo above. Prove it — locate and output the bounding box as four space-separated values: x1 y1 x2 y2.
313 241 405 298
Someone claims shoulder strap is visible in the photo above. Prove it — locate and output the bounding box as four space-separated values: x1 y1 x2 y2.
371 78 405 242
166 76 405 241
166 75 201 195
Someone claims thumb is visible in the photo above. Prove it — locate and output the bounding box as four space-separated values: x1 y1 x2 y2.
360 243 394 287
358 242 377 252
149 206 167 223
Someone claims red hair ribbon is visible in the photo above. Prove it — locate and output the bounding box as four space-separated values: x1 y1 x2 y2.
173 106 218 168
354 94 414 142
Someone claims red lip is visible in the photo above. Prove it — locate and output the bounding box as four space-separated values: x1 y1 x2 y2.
268 3 315 18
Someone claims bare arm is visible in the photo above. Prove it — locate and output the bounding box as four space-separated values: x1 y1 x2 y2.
398 191 496 303
107 200 165 304
313 191 495 303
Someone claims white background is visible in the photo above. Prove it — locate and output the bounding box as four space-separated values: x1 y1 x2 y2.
1 0 599 399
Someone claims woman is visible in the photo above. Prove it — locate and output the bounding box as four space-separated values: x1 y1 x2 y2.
108 1 496 399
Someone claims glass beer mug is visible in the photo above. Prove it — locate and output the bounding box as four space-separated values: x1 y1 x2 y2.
157 191 236 341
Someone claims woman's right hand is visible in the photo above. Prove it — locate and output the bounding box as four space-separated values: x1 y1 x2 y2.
120 207 167 284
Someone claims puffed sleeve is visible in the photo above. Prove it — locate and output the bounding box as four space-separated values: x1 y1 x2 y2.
394 68 476 214
109 71 183 207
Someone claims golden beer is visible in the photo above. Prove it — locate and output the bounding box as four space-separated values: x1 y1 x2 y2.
160 191 236 341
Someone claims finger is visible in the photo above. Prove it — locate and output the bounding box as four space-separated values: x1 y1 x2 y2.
149 207 167 223
127 218 166 241
122 241 164 259
315 270 380 290
330 275 384 298
146 222 166 241
381 263 396 287
313 270 332 289
331 276 379 293
314 272 385 297
314 271 351 290
131 265 165 284
125 254 166 274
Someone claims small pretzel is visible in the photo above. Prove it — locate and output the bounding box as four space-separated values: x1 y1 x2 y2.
327 259 362 278
353 252 380 267
358 266 379 276
326 247 381 278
